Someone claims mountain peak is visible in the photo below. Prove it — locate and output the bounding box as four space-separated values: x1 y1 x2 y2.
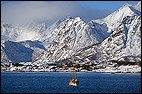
64 16 83 22
118 3 141 15
135 1 141 12
75 17 81 21
121 3 131 8
65 16 73 20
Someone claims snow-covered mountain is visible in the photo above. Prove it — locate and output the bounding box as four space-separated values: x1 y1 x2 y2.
1 1 141 66
1 22 47 65
63 14 141 63
39 2 141 62
1 40 45 63
92 3 141 32
1 22 47 42
98 16 141 62
38 16 110 61
93 3 141 62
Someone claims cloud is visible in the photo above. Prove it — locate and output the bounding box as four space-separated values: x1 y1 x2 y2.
1 1 112 26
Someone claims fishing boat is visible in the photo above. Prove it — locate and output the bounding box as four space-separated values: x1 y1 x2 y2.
69 64 79 86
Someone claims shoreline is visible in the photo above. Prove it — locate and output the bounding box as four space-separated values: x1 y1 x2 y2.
1 71 141 74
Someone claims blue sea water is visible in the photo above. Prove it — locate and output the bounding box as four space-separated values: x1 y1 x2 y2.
1 72 141 93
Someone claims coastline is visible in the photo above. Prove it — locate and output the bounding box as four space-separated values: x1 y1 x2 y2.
1 71 141 74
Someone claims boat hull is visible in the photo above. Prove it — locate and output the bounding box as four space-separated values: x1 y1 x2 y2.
69 79 78 86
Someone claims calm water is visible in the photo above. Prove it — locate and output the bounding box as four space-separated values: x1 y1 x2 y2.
1 72 141 93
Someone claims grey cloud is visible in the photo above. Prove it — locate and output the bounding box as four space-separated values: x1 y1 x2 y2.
1 1 112 26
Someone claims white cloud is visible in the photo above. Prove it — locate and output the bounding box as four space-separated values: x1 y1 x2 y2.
1 1 111 26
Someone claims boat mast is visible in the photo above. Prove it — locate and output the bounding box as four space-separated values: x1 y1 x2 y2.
71 56 76 80
69 55 78 86
72 64 75 80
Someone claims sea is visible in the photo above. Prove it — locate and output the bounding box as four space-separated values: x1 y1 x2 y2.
1 72 141 93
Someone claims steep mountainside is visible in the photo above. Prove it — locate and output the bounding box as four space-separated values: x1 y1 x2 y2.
99 16 141 62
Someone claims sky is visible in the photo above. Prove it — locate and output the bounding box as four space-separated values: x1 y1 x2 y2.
1 1 140 26
77 1 139 11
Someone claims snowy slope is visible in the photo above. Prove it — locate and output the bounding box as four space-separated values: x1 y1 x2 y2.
98 24 126 61
1 41 10 63
123 16 141 57
1 23 18 41
1 40 45 63
1 22 47 42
